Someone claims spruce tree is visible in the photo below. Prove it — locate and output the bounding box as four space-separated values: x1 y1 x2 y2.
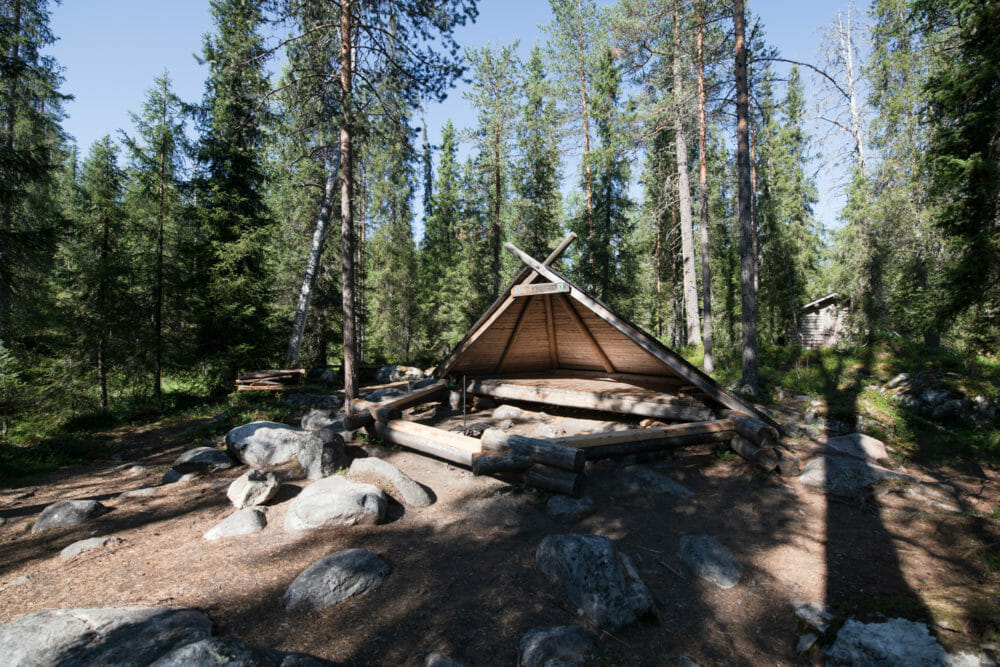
0 0 66 344
513 45 562 261
123 72 187 398
193 0 275 385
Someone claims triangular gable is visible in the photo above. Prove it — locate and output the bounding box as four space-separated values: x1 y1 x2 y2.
437 241 775 426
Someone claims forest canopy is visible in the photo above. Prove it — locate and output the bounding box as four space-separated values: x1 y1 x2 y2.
1 0 997 438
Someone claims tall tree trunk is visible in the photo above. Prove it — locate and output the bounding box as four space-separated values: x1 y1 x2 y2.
734 0 758 395
655 214 663 338
491 126 502 301
286 169 337 366
152 77 167 399
696 5 714 372
357 159 366 363
339 0 357 406
98 210 111 412
576 0 595 280
673 4 701 346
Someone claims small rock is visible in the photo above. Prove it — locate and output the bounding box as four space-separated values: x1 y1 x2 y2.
518 626 594 667
799 454 916 498
171 446 234 474
60 536 122 560
366 387 405 403
625 467 694 498
119 485 157 499
297 429 346 480
284 476 387 531
797 633 818 652
426 650 465 667
460 422 491 438
348 457 433 507
122 464 147 476
493 405 526 422
536 533 654 631
204 508 267 540
886 373 910 390
148 636 275 666
301 408 342 431
920 388 950 405
32 500 107 534
6 575 33 587
792 600 834 633
161 470 198 485
283 548 390 612
826 618 946 666
781 421 810 438
546 495 596 522
825 433 889 463
534 422 558 439
227 469 280 508
677 534 741 589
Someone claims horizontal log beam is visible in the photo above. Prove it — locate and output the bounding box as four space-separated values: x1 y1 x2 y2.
511 282 570 297
466 379 713 422
524 464 585 497
481 429 586 472
372 419 481 467
552 419 735 460
471 451 533 475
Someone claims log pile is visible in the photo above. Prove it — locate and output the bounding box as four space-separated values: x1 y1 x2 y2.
235 369 306 391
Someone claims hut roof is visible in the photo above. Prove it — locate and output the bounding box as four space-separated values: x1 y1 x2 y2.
437 241 773 425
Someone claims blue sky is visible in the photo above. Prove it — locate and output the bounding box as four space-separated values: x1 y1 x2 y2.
50 0 865 233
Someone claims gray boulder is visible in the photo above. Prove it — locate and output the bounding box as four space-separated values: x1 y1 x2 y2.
349 457 433 507
60 536 123 560
283 548 390 612
799 454 916 497
0 606 212 665
518 626 594 667
826 618 946 666
227 469 280 508
536 533 654 631
425 651 465 667
119 485 157 499
204 508 267 541
301 408 342 431
225 421 307 467
826 433 889 462
171 446 233 474
284 476 387 531
161 470 198 485
298 429 346 480
625 467 694 498
678 535 741 589
32 499 106 534
546 495 596 522
150 637 276 666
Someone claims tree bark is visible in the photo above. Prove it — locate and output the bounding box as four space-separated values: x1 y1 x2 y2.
0 0 22 342
673 3 701 347
153 82 166 399
696 4 714 373
576 0 595 280
734 0 759 395
339 0 357 407
286 169 337 367
491 125 502 301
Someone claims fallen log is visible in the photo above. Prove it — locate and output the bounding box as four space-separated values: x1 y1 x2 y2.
471 451 533 475
729 434 780 471
524 464 586 498
722 411 780 447
466 379 712 422
371 419 481 467
551 419 734 460
480 429 585 473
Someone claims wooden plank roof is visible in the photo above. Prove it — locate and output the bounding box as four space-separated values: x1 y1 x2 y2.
435 240 775 426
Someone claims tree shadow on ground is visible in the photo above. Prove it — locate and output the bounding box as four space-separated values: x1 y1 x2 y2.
817 350 933 626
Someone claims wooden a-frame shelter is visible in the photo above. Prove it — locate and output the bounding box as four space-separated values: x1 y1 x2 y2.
349 235 794 497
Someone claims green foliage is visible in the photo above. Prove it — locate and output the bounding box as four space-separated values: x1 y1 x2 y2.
192 0 277 385
919 0 1000 347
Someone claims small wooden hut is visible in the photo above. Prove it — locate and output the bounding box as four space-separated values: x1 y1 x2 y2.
349 235 795 496
799 293 848 349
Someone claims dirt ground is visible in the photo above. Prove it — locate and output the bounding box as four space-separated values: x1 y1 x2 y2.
2 399 1000 666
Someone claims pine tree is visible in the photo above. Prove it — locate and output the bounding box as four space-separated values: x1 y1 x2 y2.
193 0 276 385
513 45 562 261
